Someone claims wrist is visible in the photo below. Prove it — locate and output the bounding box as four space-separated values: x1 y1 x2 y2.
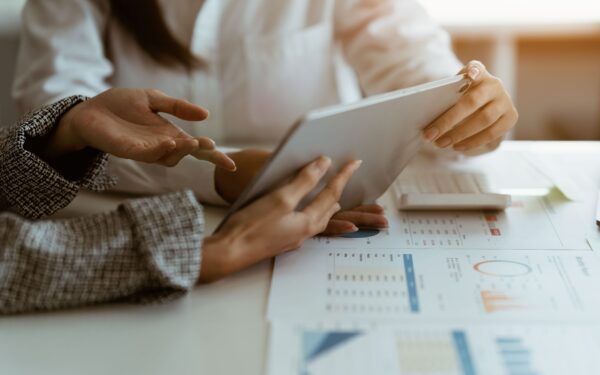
44 103 87 159
198 232 239 283
214 153 243 204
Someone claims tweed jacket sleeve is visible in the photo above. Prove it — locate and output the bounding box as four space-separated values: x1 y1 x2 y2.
0 97 204 314
0 96 115 218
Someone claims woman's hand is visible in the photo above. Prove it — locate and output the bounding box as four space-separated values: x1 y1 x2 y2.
215 149 388 235
322 204 388 235
422 61 518 153
45 88 236 170
199 157 361 282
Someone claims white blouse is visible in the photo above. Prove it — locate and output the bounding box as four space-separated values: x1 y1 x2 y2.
13 0 462 204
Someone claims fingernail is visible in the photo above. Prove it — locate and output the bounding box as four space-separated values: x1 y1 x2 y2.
314 157 331 174
436 136 452 148
353 160 363 169
423 127 439 141
468 67 480 80
454 144 467 152
348 224 359 232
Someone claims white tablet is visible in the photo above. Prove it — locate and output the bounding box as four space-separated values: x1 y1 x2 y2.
217 75 469 229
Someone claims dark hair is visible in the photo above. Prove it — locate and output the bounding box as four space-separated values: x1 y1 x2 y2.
109 0 200 69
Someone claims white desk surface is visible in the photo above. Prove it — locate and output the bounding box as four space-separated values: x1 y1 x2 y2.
2 141 600 375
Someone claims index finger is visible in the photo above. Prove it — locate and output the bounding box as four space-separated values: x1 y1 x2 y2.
146 89 209 121
303 160 362 218
274 156 332 206
191 148 237 171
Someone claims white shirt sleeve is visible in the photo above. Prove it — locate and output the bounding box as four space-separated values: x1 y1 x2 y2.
335 1 499 158
108 156 229 207
12 0 113 113
335 0 463 96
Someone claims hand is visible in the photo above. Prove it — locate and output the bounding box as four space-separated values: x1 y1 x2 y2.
45 88 236 169
323 204 388 235
214 149 388 235
215 149 271 203
199 157 361 282
422 61 518 153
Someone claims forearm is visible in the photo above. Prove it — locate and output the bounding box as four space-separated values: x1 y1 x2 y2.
335 0 462 95
107 155 230 206
0 191 203 315
105 143 264 206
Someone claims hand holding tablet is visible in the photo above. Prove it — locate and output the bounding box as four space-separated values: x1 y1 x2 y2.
217 75 470 231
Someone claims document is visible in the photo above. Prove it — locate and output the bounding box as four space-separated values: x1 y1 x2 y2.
304 193 591 251
523 151 600 202
267 321 600 375
267 248 600 321
266 148 600 375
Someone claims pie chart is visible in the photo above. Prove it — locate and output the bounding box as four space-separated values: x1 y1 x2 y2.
473 260 532 277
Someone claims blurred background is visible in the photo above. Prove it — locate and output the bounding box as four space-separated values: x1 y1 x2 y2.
0 0 599 140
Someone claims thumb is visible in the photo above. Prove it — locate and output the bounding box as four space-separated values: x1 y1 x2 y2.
459 60 490 83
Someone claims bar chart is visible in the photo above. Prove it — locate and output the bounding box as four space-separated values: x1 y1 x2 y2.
268 248 600 321
268 323 600 375
325 253 422 315
495 337 539 375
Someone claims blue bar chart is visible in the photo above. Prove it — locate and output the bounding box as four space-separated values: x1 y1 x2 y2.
496 337 539 375
268 323 600 375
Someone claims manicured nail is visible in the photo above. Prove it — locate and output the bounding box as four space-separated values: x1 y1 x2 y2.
348 224 359 232
314 157 331 174
468 66 480 80
436 136 452 148
423 127 439 141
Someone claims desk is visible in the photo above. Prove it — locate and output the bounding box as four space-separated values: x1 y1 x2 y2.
1 196 273 374
2 141 600 375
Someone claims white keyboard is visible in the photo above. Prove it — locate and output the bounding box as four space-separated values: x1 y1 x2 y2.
392 171 512 210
